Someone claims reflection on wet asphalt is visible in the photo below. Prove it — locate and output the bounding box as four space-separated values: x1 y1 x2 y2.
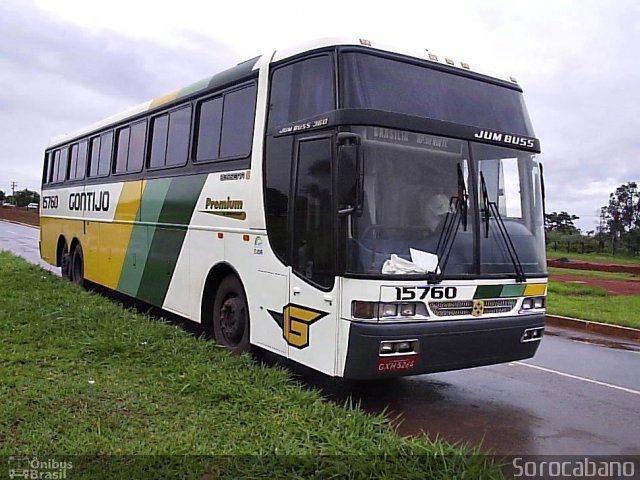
2 220 639 456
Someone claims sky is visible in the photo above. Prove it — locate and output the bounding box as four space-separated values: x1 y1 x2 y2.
0 0 638 232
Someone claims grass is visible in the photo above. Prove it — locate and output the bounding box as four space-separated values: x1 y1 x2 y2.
548 266 640 281
547 281 640 329
0 251 501 479
547 249 640 265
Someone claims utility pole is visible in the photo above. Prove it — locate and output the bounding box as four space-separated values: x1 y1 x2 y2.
11 181 17 205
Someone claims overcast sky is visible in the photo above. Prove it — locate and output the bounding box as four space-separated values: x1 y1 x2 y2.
1 0 638 231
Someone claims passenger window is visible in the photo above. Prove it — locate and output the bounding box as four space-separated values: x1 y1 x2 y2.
51 150 60 183
56 147 69 182
89 136 101 177
115 127 131 174
220 85 256 158
150 114 169 169
150 107 191 168
115 121 146 174
195 97 223 162
166 106 191 166
69 144 79 180
268 56 334 128
75 140 88 180
98 132 113 176
128 121 146 172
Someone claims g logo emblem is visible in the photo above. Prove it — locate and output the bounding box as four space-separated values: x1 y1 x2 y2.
268 304 328 349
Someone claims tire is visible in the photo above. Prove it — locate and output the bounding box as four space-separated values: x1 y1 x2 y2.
70 245 85 287
60 242 71 280
212 275 250 355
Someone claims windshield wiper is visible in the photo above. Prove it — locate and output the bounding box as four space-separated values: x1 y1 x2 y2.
429 164 468 284
480 171 526 283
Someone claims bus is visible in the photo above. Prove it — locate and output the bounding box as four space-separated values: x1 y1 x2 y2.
40 38 547 379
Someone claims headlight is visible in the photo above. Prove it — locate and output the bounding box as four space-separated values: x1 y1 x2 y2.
520 296 545 313
400 303 416 316
351 301 427 320
381 303 398 317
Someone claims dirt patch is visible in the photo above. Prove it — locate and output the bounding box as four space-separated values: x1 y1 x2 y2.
549 258 640 275
0 207 39 227
551 274 640 296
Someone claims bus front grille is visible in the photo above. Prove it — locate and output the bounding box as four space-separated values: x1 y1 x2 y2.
429 299 518 317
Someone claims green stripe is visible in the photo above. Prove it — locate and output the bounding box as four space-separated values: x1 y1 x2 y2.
474 285 503 299
500 285 526 297
118 178 173 296
136 175 207 307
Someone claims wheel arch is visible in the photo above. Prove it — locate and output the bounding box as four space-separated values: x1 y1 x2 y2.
69 236 82 255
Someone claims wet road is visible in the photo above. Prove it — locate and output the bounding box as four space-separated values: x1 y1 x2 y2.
0 220 58 274
2 220 640 457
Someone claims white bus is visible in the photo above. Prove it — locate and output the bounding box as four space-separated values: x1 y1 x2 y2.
40 38 547 379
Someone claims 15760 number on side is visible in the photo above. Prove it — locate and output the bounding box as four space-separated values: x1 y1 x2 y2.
395 286 457 301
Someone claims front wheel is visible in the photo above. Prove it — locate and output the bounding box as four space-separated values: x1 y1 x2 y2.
212 275 250 355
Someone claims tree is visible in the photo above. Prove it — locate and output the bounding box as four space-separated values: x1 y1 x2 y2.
544 211 580 235
13 189 40 207
0 190 5 202
605 182 640 255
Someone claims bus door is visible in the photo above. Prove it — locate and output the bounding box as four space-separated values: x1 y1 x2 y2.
287 135 339 376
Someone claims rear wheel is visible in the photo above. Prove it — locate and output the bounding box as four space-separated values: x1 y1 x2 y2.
70 245 85 287
212 275 250 355
60 242 71 279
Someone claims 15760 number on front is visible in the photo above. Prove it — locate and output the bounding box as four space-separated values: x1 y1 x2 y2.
394 286 457 301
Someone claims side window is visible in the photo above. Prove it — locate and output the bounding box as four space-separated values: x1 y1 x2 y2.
98 131 113 176
149 114 169 169
292 137 334 288
76 140 88 180
114 121 146 174
42 152 51 184
56 147 69 183
195 97 222 162
69 144 79 180
268 56 334 129
89 136 101 177
51 150 60 183
194 83 257 162
220 84 257 158
166 106 191 166
150 107 191 168
128 121 146 172
115 126 131 174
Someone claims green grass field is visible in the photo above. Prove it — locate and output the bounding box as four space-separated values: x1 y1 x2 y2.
547 282 640 329
547 249 640 265
548 266 640 281
0 251 501 479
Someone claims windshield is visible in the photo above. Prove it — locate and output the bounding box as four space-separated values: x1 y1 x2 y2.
345 127 546 278
475 143 546 275
341 52 535 137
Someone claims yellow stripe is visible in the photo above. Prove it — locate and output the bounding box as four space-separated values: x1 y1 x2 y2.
524 283 547 296
88 181 145 289
149 90 179 109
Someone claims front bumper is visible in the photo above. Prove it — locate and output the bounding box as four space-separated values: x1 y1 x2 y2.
343 313 544 379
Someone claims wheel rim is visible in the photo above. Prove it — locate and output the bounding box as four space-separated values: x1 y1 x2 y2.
219 296 245 345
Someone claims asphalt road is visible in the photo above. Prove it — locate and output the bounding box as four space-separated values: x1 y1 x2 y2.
2 220 639 457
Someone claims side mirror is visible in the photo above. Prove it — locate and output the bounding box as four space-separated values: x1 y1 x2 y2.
336 133 361 215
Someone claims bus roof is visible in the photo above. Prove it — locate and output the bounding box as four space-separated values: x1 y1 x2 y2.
47 37 520 149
